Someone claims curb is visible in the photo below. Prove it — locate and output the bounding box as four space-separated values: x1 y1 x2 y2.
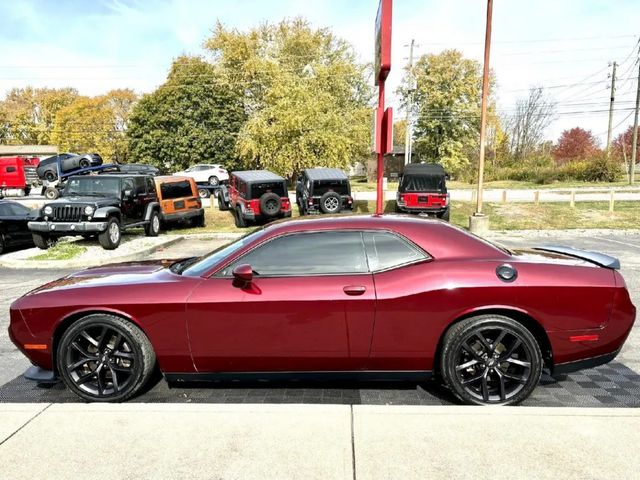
0 236 183 270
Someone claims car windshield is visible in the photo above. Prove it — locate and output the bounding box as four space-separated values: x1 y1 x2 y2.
400 174 446 193
64 177 121 197
178 229 265 276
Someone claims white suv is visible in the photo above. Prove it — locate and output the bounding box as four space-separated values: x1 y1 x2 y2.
174 164 229 185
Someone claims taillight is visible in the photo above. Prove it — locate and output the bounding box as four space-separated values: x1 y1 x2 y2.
443 194 450 205
397 193 406 206
347 196 353 204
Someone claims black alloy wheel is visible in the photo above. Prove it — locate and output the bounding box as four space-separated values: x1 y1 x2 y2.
319 192 341 214
79 158 90 168
440 315 542 405
57 314 155 402
259 192 281 217
44 170 57 182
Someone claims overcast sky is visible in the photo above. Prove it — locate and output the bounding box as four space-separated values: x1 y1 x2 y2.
1 0 638 143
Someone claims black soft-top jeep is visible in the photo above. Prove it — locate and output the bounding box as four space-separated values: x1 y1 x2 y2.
295 168 353 215
28 174 161 250
395 163 450 220
217 170 292 227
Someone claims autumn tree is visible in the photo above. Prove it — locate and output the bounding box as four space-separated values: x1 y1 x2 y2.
507 87 555 160
612 125 640 168
552 127 600 163
205 18 372 177
398 50 493 176
127 56 245 172
51 89 138 162
1 87 79 144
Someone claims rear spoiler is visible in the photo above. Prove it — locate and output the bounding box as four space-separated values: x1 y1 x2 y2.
533 245 620 270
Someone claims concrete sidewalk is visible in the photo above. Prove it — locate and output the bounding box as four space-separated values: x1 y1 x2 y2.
1 404 639 480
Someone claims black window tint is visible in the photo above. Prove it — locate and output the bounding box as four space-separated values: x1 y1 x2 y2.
146 177 156 194
250 181 286 198
134 177 146 194
223 231 368 276
363 232 427 271
161 181 193 199
6 166 16 173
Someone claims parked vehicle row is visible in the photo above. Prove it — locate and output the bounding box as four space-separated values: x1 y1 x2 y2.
0 156 41 198
0 200 34 254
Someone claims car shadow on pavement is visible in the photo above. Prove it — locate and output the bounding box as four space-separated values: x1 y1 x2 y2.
1 361 639 406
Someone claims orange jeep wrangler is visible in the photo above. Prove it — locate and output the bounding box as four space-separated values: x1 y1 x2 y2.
154 176 205 227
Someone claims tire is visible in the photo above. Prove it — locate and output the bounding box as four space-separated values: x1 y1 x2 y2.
56 314 156 402
44 170 57 182
217 192 229 211
319 192 342 214
439 315 543 406
81 234 97 240
234 206 247 228
191 212 205 227
259 192 281 218
79 158 90 168
0 234 4 255
208 176 219 186
32 233 54 250
439 207 450 222
44 187 59 200
198 188 210 199
99 217 121 250
144 210 160 237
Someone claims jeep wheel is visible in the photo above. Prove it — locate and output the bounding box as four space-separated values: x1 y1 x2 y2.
44 187 59 200
44 170 57 182
56 314 156 402
320 192 341 214
439 208 451 222
99 217 121 250
234 206 247 228
217 192 229 211
259 192 281 218
198 188 210 199
191 212 205 228
145 211 161 237
0 234 5 255
32 233 55 250
208 176 219 186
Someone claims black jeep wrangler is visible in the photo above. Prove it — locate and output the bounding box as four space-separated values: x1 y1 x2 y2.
217 170 292 227
295 168 353 215
395 163 450 220
28 174 161 250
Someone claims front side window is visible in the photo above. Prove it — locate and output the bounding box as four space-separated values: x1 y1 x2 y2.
363 231 428 272
220 231 368 277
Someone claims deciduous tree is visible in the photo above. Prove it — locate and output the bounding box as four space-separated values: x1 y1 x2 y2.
507 87 555 160
552 127 600 163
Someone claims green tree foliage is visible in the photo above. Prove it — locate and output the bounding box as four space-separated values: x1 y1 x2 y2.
205 18 372 177
398 50 492 176
1 87 79 144
393 119 406 148
127 56 245 172
51 89 137 162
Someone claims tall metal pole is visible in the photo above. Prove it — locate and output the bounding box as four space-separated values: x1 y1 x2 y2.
404 39 415 166
606 61 617 156
630 60 640 185
376 78 386 214
474 0 493 215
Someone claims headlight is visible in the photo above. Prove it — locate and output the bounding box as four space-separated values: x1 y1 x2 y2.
84 205 95 215
43 206 53 215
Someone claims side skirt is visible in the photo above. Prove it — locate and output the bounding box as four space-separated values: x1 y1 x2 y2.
164 370 432 384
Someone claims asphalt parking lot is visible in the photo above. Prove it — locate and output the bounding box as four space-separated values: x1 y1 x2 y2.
1 231 639 406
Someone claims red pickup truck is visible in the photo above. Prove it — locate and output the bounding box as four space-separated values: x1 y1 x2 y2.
0 156 41 198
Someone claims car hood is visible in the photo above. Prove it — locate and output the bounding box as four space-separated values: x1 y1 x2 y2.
45 196 119 208
25 259 185 295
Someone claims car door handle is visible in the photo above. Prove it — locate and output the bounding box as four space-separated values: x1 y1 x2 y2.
343 285 366 296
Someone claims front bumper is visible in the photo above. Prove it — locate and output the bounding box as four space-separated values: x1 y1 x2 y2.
28 220 108 234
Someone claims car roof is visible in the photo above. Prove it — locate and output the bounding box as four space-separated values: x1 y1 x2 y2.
402 163 446 176
232 170 285 182
304 168 349 181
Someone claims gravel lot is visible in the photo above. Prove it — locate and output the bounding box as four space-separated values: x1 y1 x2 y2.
0 231 639 404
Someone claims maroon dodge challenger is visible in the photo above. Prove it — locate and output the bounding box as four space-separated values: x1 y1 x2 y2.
9 215 636 405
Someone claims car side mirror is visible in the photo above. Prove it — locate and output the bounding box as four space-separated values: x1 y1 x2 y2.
232 264 253 286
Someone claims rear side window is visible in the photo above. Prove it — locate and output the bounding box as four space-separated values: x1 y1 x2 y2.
221 231 368 276
160 180 193 200
363 232 428 272
134 177 146 195
146 177 156 194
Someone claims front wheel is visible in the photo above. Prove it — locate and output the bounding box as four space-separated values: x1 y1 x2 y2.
32 233 55 250
99 217 121 250
144 210 160 237
44 187 59 200
56 314 156 402
208 176 219 186
439 315 543 406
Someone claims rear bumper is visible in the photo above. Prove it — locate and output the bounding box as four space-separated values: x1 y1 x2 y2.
397 205 448 215
29 220 108 234
553 349 620 375
161 208 204 222
241 210 292 220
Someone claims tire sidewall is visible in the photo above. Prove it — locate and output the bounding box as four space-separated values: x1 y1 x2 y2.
56 315 149 402
320 192 341 214
440 315 543 406
99 217 121 249
259 192 281 217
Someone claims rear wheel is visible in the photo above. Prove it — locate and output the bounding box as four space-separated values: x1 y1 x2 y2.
79 158 90 168
44 170 57 182
234 206 247 228
99 217 121 250
44 187 59 200
217 192 229 211
198 188 210 199
0 234 4 255
32 233 55 250
438 208 450 222
208 176 219 186
439 315 542 406
56 314 156 402
144 210 160 237
191 212 205 227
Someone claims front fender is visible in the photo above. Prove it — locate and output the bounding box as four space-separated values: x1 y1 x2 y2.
93 206 120 219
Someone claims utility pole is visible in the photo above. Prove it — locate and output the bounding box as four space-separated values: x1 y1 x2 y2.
606 61 617 156
631 58 640 185
469 0 493 234
404 39 415 165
